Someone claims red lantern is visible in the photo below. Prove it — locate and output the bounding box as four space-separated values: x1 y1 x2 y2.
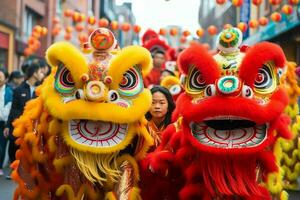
31 31 41 39
271 12 282 22
27 36 36 46
64 33 71 40
289 0 299 5
207 25 218 35
282 5 293 15
73 12 80 22
110 21 119 30
249 19 259 29
52 17 60 24
65 26 73 33
121 23 131 32
237 22 247 32
196 28 204 37
32 40 41 50
64 9 73 17
223 24 232 29
232 0 243 6
51 27 60 36
78 13 85 22
87 16 96 25
159 28 167 36
41 27 48 36
180 36 187 43
216 0 227 4
98 18 109 27
133 25 141 33
24 48 33 57
182 30 190 37
75 24 84 32
78 33 88 43
258 17 269 26
33 25 42 33
269 0 282 5
252 0 262 6
170 28 178 36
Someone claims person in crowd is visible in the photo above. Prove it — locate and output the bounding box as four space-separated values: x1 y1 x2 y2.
160 68 176 83
3 62 44 178
145 86 175 151
8 70 24 89
144 50 167 87
0 68 13 176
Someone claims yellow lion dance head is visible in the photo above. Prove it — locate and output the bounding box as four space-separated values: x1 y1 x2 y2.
12 28 153 200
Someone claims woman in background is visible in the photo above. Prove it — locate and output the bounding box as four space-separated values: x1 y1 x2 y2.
145 86 175 150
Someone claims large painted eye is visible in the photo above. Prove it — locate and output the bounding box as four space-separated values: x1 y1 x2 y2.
187 67 206 93
254 64 276 94
118 65 143 96
54 63 76 94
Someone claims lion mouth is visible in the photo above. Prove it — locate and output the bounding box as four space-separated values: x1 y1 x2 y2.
69 120 128 147
191 117 267 149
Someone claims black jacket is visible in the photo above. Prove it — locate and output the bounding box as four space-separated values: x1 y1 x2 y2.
6 81 36 140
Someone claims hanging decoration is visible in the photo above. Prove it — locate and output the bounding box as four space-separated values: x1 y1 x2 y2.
289 0 299 5
52 16 60 24
64 33 71 40
207 25 218 35
258 17 269 26
269 0 282 5
180 36 187 43
133 25 141 34
232 0 244 7
237 22 247 32
216 0 227 4
196 28 204 37
65 26 73 33
98 18 109 28
64 9 73 17
248 19 259 29
170 28 178 36
110 20 119 31
223 24 232 29
182 30 190 37
121 22 131 32
271 12 282 22
87 16 96 25
75 24 84 32
281 5 293 15
159 28 167 36
252 0 262 6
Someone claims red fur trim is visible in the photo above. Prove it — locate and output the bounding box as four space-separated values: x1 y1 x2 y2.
158 124 176 150
146 150 174 175
258 151 278 176
239 42 286 87
197 154 262 198
166 47 177 61
273 114 292 139
178 44 220 83
179 184 203 200
176 88 288 125
141 29 158 45
142 38 170 54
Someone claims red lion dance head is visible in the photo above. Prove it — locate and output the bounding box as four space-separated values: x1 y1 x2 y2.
142 28 291 200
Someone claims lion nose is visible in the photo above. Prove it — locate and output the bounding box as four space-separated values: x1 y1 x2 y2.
85 81 107 102
216 76 242 96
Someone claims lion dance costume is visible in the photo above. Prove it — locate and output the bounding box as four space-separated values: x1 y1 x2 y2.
11 28 153 200
141 28 292 200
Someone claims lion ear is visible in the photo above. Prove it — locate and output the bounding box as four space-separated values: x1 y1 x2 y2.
46 42 89 86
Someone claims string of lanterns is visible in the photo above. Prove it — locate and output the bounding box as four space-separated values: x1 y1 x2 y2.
24 0 299 56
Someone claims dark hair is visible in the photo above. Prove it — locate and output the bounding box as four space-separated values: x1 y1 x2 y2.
0 67 9 79
145 86 176 128
24 61 41 79
22 58 48 77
